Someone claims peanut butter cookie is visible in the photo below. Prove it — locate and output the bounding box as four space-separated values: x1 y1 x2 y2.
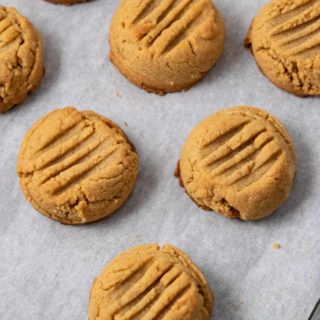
110 0 225 94
246 0 320 96
89 244 213 320
17 107 138 224
0 6 44 112
176 106 296 221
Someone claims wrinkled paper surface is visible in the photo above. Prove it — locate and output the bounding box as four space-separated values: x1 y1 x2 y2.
0 0 319 319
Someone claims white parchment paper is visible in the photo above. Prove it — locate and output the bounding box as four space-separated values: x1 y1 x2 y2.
0 0 319 319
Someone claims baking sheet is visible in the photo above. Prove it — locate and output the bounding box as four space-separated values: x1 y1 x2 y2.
0 0 319 319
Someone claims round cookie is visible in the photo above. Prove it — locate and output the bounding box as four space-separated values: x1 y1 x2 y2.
89 244 213 320
0 6 44 112
45 0 89 4
110 0 225 94
246 0 320 96
176 106 296 221
17 107 138 224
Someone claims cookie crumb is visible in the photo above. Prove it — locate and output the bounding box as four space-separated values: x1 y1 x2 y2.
124 121 128 127
272 243 281 250
115 90 122 98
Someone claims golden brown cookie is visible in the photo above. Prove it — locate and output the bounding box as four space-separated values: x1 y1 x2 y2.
246 0 320 96
110 0 225 94
45 0 88 4
176 106 296 221
89 244 213 320
17 107 138 225
0 6 44 112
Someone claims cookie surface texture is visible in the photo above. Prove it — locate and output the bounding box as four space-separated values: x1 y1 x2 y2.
17 107 138 224
89 244 213 320
110 0 225 94
246 0 320 96
0 6 44 112
176 106 296 221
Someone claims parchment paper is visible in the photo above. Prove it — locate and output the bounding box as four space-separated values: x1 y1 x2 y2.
0 0 319 319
